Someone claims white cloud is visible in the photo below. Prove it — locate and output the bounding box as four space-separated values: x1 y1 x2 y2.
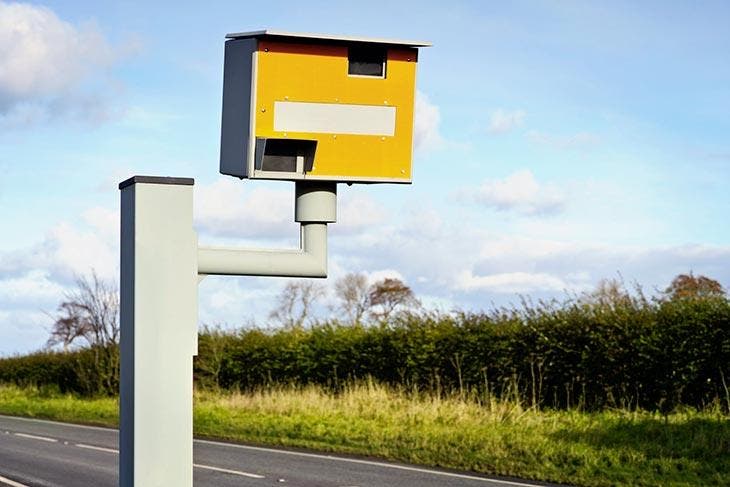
2 195 730 355
0 309 50 356
120 106 183 132
487 109 526 134
462 169 566 215
413 90 444 152
0 270 66 309
195 178 388 241
456 270 568 293
464 237 730 298
47 222 117 280
0 1 135 126
364 269 405 285
477 235 572 260
0 208 118 282
2 177 729 355
527 130 600 150
198 276 279 326
0 205 121 355
194 178 294 239
82 206 119 243
0 198 138 353
326 195 730 305
334 191 386 234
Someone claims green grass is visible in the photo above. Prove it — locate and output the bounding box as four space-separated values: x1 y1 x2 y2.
0 383 728 486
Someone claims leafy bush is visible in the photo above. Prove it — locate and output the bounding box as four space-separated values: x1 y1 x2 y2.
2 295 729 412
194 295 730 412
0 346 118 396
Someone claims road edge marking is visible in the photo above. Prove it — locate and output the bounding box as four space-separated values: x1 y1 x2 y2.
76 443 119 454
0 415 546 487
0 415 112 433
0 474 31 487
13 433 57 443
193 463 264 479
194 439 545 486
75 444 266 480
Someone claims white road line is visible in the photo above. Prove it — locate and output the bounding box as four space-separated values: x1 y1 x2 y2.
195 439 542 486
0 415 112 433
0 415 543 486
74 443 265 480
0 474 31 487
12 433 57 443
193 463 265 479
76 443 119 454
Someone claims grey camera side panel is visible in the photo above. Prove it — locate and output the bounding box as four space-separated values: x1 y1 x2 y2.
220 38 257 178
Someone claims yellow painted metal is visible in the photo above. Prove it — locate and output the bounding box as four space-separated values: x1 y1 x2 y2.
254 41 417 182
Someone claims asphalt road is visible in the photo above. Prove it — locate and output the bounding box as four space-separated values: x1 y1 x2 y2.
0 415 557 487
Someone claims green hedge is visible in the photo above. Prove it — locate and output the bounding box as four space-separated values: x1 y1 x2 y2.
0 346 118 396
198 297 730 412
2 297 729 412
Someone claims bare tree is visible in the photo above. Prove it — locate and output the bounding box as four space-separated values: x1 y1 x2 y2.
47 271 119 350
47 271 120 394
47 302 91 352
581 278 633 309
269 280 326 328
333 272 370 324
368 277 419 322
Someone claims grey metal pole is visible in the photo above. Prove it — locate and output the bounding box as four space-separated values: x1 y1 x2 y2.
119 176 198 487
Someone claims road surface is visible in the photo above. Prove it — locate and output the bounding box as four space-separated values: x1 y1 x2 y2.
0 415 557 487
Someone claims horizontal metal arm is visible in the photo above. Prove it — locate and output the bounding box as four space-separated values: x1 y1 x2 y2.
197 223 328 277
197 182 335 278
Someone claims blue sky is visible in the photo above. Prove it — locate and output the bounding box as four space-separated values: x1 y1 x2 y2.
1 0 728 355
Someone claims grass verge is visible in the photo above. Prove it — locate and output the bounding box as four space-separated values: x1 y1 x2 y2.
0 383 728 486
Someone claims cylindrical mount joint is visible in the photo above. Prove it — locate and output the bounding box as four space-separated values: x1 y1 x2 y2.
295 182 337 223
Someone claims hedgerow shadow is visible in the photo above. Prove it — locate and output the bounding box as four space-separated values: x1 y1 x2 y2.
548 414 730 484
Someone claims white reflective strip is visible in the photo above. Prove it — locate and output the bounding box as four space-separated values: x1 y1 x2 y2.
274 101 396 136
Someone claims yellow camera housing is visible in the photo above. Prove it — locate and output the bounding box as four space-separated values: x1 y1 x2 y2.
220 30 430 183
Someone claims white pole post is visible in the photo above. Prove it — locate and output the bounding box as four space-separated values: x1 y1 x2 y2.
118 178 334 487
119 176 198 487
